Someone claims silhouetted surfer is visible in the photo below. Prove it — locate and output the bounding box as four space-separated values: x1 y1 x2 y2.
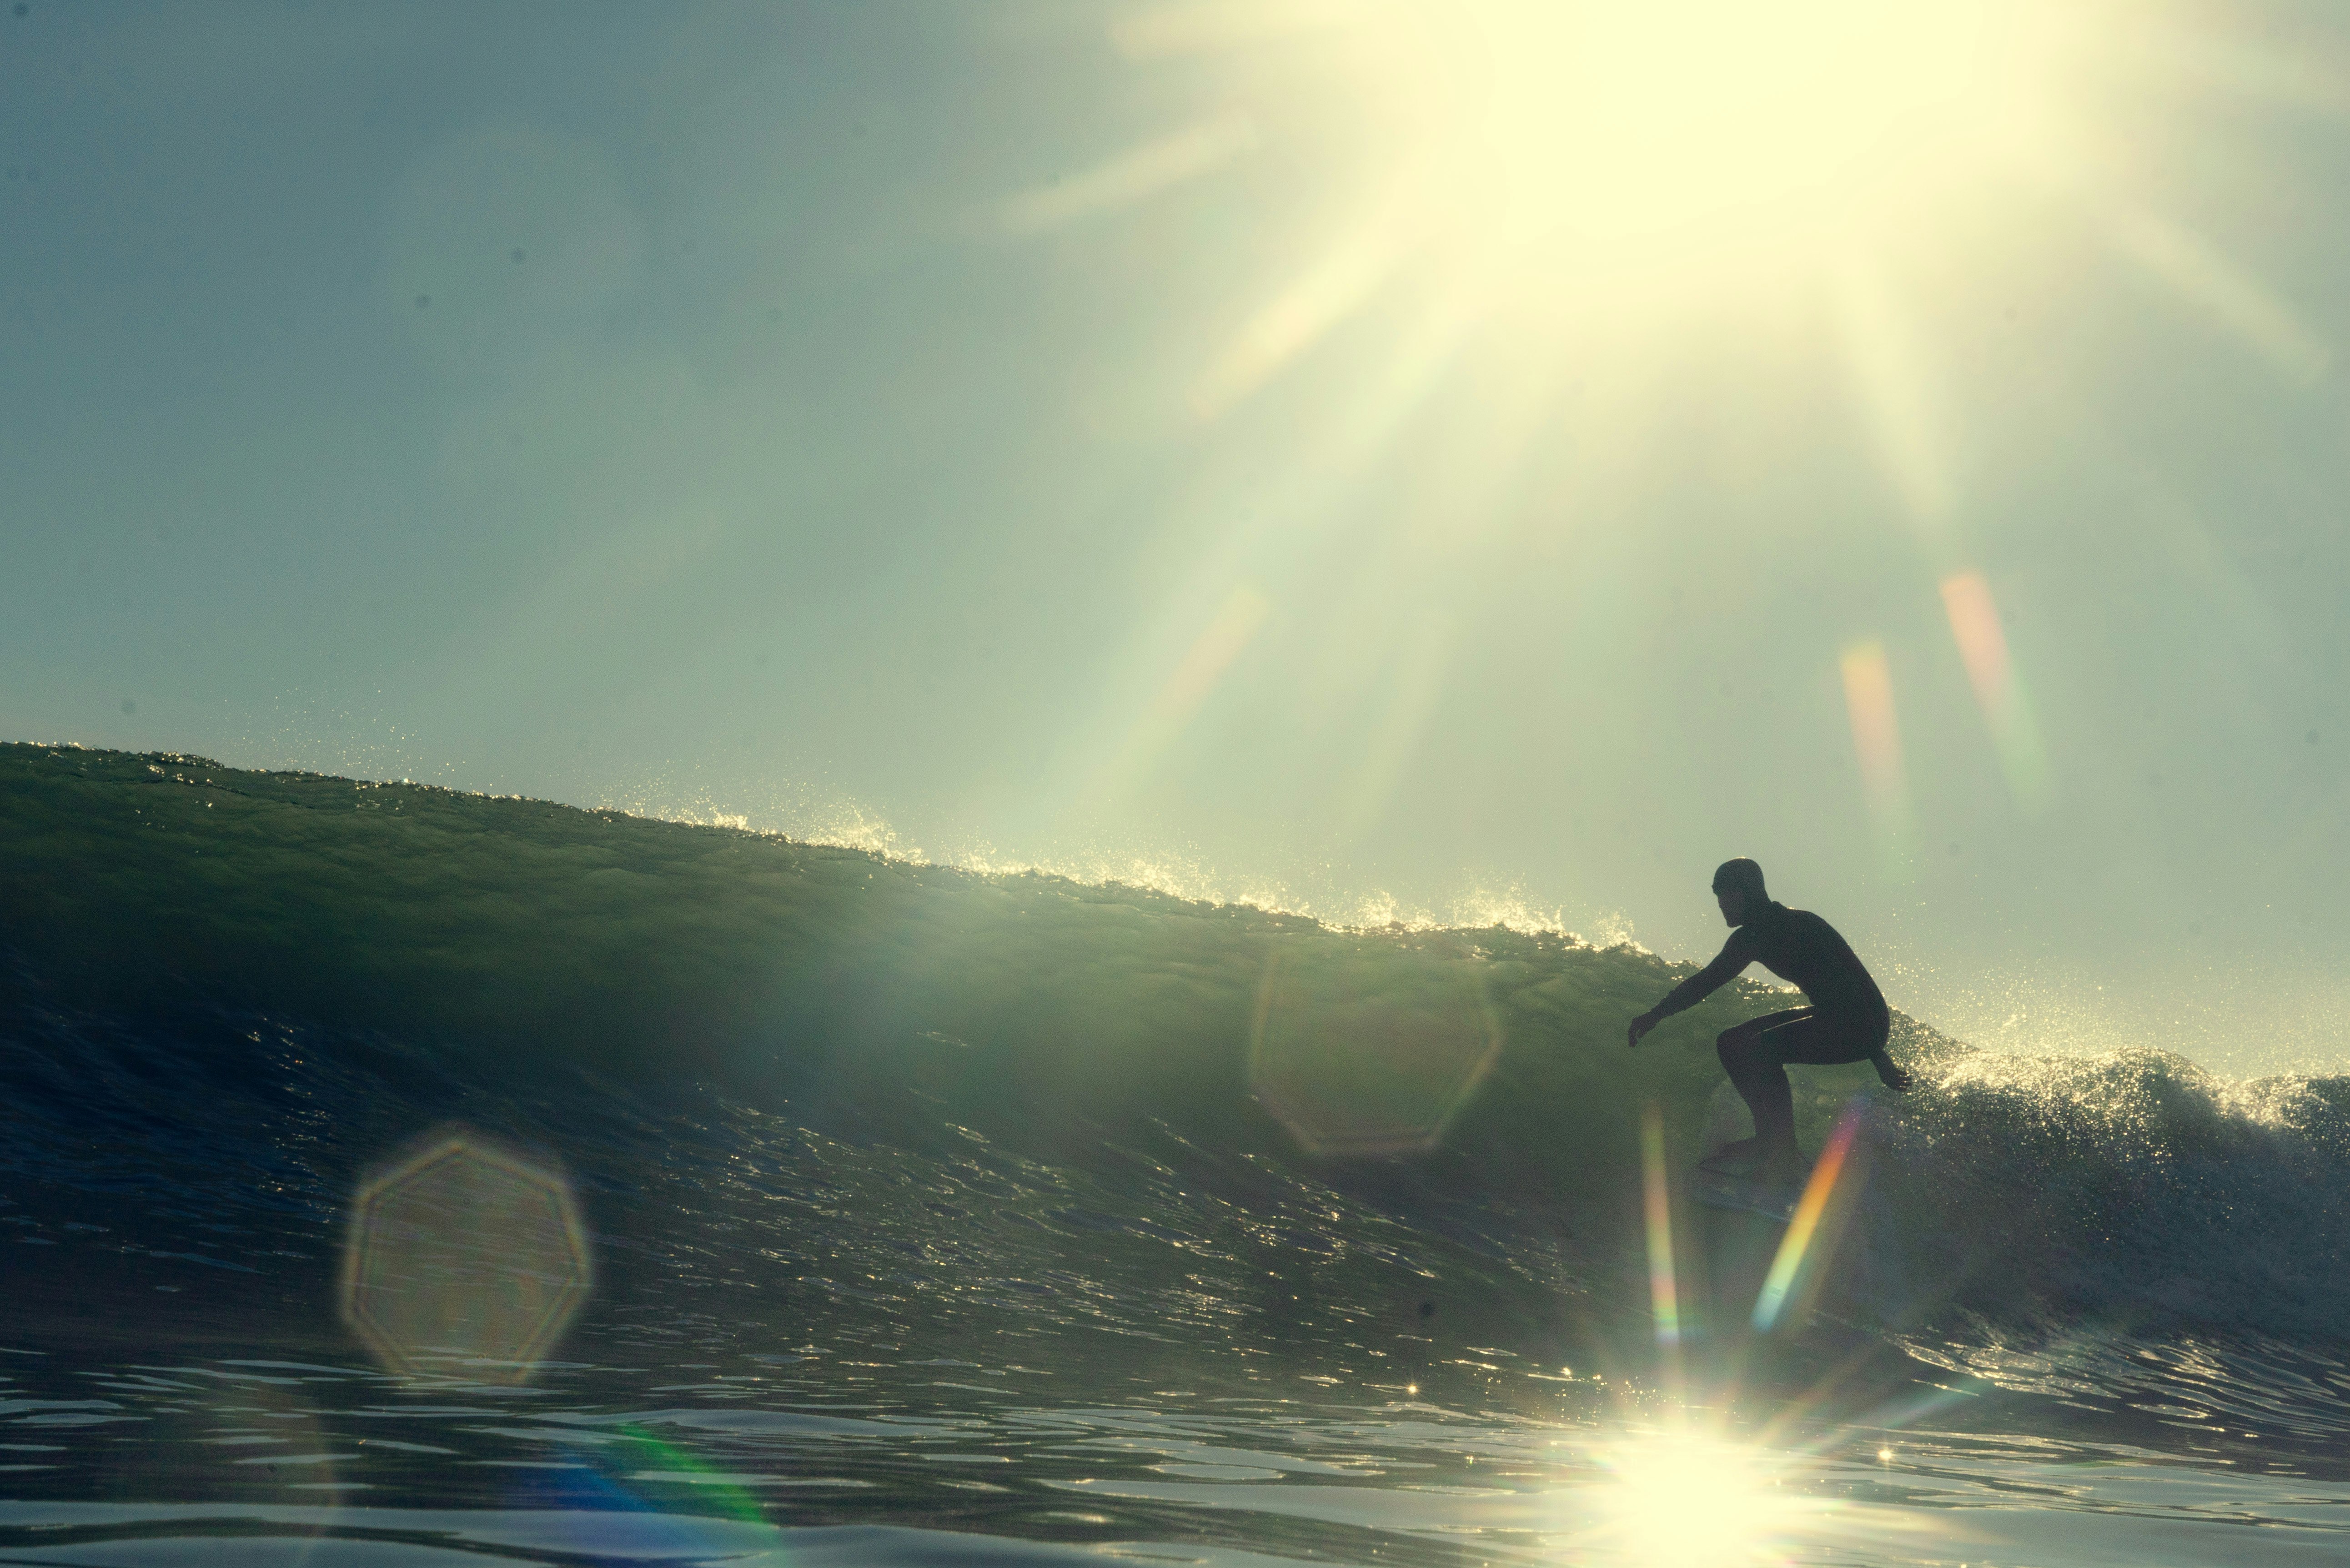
1626 859 1909 1189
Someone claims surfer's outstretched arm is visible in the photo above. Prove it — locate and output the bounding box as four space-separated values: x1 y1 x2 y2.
1627 929 1757 1047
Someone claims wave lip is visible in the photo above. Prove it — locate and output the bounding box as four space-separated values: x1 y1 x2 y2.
1842 1044 2350 1339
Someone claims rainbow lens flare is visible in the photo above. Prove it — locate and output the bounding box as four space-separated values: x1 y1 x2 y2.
1839 640 1909 861
1940 570 2049 811
1640 1103 1681 1348
1249 945 1502 1155
1751 1110 1862 1333
341 1127 593 1380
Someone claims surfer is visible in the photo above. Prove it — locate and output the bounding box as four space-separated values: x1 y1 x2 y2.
1625 859 1909 1188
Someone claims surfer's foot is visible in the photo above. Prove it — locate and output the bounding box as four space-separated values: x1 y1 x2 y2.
1699 1136 1764 1173
1757 1147 1810 1192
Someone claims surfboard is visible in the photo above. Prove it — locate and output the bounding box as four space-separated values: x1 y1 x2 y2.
1691 1166 1797 1224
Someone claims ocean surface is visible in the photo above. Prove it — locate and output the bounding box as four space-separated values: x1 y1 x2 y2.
4 742 2346 1567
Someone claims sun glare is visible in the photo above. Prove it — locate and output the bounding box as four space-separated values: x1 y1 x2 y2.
1603 1434 1785 1566
1073 0 2323 795
1367 0 2071 301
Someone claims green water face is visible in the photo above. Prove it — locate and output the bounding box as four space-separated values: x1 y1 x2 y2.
0 742 1862 1190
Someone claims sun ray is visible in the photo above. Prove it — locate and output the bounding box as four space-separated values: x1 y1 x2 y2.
1829 255 1957 525
999 112 1259 233
1334 613 1451 840
2104 206 2329 381
1192 228 1397 417
1097 584 1272 797
1111 0 1351 60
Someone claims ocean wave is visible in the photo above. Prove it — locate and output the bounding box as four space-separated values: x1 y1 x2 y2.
3 741 2345 1353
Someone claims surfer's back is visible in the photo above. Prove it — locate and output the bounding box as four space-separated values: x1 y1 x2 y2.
1745 903 1885 1017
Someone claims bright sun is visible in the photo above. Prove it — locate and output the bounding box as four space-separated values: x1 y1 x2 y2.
1357 0 2076 300
1600 1433 1788 1566
1481 3 2038 228
1081 0 2312 510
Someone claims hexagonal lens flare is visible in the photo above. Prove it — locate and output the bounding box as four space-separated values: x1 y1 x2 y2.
1249 942 1501 1156
339 1128 593 1381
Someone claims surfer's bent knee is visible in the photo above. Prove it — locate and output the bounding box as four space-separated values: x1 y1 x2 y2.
1717 1012 1773 1047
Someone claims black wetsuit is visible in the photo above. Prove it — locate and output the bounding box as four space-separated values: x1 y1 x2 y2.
1655 900 1888 1045
1651 902 1890 1162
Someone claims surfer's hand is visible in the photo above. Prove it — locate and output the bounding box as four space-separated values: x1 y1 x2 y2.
1627 1012 1657 1049
1877 1061 1913 1092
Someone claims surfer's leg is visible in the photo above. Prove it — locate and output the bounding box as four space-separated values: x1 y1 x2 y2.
1721 1010 1889 1183
1715 1009 1813 1173
1765 1011 1899 1178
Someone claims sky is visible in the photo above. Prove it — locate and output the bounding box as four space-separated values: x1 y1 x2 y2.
6 1 2348 1075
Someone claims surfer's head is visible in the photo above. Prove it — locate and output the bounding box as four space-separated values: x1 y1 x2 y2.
1712 858 1767 925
